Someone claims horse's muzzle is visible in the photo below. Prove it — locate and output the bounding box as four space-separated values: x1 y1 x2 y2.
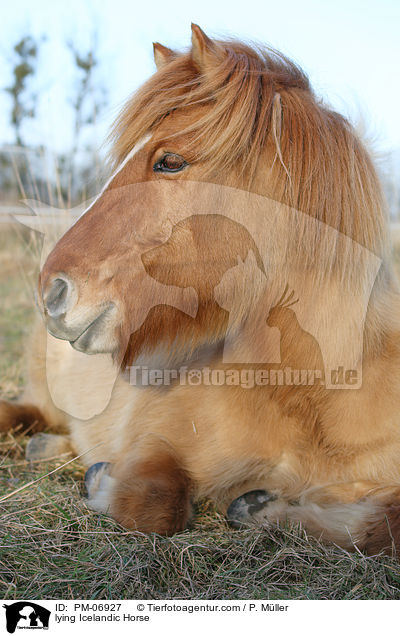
40 274 117 354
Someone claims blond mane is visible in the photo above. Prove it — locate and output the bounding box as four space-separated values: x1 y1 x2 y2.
111 38 388 261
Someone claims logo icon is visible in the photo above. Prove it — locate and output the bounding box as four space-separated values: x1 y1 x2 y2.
3 602 50 633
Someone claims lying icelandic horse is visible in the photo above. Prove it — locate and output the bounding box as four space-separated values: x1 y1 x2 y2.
2 24 400 555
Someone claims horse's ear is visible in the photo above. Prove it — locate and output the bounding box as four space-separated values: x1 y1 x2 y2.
153 42 174 70
191 23 214 71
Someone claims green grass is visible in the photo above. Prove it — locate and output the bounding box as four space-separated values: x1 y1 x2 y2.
1 225 400 600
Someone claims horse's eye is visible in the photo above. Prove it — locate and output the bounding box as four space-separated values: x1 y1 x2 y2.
153 153 188 173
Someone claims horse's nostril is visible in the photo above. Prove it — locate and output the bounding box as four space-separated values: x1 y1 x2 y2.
44 277 72 318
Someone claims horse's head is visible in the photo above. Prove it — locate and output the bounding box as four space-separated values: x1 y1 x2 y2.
38 24 387 368
38 25 281 364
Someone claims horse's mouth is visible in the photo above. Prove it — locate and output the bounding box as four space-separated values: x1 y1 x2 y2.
70 305 117 354
46 303 117 355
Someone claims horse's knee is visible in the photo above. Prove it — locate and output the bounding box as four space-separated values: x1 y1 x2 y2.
0 401 48 434
112 450 192 534
85 448 192 535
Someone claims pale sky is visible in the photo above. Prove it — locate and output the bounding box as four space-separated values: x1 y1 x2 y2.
0 0 399 158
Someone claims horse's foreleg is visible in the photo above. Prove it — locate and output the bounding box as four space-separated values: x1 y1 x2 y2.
227 482 400 555
85 438 192 535
0 401 72 460
25 432 72 460
0 320 68 445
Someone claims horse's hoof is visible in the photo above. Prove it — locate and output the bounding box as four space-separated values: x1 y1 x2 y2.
84 462 112 496
227 490 276 529
25 433 71 461
84 462 115 513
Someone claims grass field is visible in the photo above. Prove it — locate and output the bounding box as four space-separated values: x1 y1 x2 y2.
1 223 400 600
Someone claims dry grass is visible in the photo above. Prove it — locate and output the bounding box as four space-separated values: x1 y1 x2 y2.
0 224 38 398
1 225 400 600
